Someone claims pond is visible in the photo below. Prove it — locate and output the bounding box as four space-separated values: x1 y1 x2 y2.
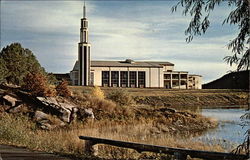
194 106 249 150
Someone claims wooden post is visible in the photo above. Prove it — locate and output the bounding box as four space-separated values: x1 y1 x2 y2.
174 152 187 160
84 140 98 156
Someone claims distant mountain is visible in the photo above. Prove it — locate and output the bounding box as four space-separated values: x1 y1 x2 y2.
202 70 249 89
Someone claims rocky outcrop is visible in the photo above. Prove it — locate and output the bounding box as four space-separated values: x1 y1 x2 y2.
36 97 75 123
34 111 66 130
0 85 95 130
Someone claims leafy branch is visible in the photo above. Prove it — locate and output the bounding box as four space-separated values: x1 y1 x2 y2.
172 0 250 70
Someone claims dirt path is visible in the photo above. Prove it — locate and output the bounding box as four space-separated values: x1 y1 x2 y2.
0 144 71 160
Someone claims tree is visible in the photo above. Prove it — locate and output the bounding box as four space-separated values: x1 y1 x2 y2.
0 58 8 83
55 80 71 97
172 0 249 71
22 72 56 97
0 43 45 85
172 0 249 154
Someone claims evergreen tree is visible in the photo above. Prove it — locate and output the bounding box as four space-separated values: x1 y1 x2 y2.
0 43 45 85
0 58 8 83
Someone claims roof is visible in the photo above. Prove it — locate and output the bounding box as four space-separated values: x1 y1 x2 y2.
53 73 71 80
189 74 202 77
72 60 174 71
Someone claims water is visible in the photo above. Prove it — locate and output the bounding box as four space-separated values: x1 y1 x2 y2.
196 106 249 148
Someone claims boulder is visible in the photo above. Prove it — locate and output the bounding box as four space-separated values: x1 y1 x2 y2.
8 104 25 113
36 97 76 123
84 108 95 119
78 108 95 120
34 111 66 130
34 111 50 121
2 95 18 107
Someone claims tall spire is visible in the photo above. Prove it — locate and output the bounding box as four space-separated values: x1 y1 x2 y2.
83 0 86 18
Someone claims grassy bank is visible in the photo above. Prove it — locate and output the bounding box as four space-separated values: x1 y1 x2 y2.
0 112 226 160
70 86 249 107
1 86 246 159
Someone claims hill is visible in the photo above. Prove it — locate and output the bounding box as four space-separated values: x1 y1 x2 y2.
202 70 249 89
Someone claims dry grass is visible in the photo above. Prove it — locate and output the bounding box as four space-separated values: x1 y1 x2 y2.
69 86 248 108
1 86 245 159
0 112 228 160
91 86 105 100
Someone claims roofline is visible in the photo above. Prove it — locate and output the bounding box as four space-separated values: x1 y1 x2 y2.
189 74 202 77
90 65 164 68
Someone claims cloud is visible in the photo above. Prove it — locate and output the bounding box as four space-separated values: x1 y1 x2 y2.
1 1 238 82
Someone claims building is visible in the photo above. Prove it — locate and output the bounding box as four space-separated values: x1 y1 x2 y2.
69 4 202 89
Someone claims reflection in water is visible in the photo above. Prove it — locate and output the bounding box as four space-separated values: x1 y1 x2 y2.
195 107 249 150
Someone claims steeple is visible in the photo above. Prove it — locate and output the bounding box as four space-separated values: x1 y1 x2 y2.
83 1 86 18
78 1 91 86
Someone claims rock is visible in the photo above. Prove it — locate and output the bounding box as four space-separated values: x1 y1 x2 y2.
78 108 95 120
34 111 50 121
84 108 95 119
161 126 169 133
36 97 76 123
0 105 11 112
158 107 176 113
8 104 24 113
2 95 18 107
38 120 54 130
34 111 66 130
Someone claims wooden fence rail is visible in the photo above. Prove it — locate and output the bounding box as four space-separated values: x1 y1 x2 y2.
79 136 249 160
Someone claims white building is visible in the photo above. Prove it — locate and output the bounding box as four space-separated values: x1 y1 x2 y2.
70 4 202 89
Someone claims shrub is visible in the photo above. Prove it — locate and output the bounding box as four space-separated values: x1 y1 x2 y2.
91 86 105 99
107 89 134 106
22 72 56 97
56 80 71 97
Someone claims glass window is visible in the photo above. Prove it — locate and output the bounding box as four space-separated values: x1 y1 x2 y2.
181 74 187 79
102 71 109 87
164 74 171 79
120 71 128 87
172 74 179 79
111 71 119 87
129 71 137 88
90 72 94 86
74 80 78 85
138 71 145 88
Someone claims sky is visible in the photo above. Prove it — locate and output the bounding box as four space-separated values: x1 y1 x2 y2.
1 0 238 83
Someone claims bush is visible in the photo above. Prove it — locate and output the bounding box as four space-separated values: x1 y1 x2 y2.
91 86 105 99
107 89 134 106
56 80 71 97
22 72 56 97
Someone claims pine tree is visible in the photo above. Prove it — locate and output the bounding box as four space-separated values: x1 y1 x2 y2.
0 43 45 85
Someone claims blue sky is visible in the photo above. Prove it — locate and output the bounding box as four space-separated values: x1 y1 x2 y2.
1 0 238 83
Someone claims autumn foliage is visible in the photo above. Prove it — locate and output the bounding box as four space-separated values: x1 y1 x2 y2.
22 72 56 97
55 80 71 97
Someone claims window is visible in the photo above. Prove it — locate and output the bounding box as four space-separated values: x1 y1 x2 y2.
102 71 109 87
74 80 78 85
74 72 78 79
138 71 145 88
181 81 186 85
111 71 119 87
172 74 179 79
90 72 94 86
164 74 171 79
181 74 187 79
129 71 137 88
120 71 128 87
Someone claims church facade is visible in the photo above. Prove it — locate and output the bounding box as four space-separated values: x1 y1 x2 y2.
69 5 202 89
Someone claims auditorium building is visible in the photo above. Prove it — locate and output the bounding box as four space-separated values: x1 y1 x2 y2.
69 4 202 89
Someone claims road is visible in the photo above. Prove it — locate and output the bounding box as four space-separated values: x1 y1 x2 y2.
0 144 71 160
